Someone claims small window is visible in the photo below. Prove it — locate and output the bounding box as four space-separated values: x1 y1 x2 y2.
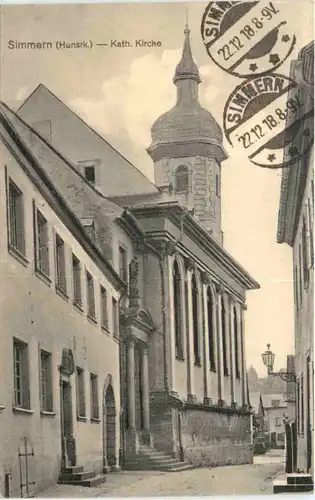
55 234 67 292
175 165 189 193
36 209 50 276
84 166 95 184
90 373 99 419
40 350 53 411
76 367 86 418
100 286 108 330
271 399 280 407
275 417 282 427
119 246 128 282
112 297 119 338
8 180 25 255
13 339 30 409
86 271 96 319
72 254 82 307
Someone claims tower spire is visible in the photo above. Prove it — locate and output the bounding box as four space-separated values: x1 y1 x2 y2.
173 22 201 84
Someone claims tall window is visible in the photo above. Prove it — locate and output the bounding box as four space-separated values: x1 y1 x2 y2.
221 297 228 376
297 380 300 434
55 234 67 292
301 375 305 435
308 200 314 268
234 307 240 378
298 244 303 304
173 260 183 358
35 209 49 276
302 218 309 287
100 286 108 330
40 350 53 411
175 165 189 193
86 271 96 319
90 373 99 419
207 288 215 371
13 339 30 409
72 254 82 307
119 246 128 281
112 297 119 338
8 180 25 255
192 274 200 365
76 367 86 418
215 174 220 197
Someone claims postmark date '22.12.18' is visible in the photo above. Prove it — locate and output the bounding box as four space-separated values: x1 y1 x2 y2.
223 74 314 168
201 1 296 78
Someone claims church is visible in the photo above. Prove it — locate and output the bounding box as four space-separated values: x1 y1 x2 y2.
0 27 259 495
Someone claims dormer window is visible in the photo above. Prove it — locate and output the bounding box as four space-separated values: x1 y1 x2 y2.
175 165 189 193
84 166 95 185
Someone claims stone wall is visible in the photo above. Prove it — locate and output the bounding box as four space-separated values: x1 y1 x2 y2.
180 406 252 467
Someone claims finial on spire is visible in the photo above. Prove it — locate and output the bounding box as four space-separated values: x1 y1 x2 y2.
184 5 190 35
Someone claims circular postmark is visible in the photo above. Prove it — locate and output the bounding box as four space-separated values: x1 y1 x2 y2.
223 73 314 168
201 1 296 78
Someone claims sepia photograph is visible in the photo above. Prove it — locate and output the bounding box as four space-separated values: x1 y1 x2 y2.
0 0 313 496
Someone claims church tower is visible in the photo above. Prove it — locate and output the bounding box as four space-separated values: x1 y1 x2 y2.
147 27 227 243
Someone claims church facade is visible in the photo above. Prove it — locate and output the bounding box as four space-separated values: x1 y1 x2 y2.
0 27 261 489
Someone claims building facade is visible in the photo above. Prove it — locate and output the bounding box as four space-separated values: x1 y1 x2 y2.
13 28 260 472
277 42 314 476
0 106 124 496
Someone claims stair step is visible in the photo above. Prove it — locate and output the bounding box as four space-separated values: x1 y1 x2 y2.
273 480 313 494
59 471 95 481
62 465 84 474
58 473 106 488
287 473 313 485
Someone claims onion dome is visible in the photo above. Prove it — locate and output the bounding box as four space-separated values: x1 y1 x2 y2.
147 28 226 163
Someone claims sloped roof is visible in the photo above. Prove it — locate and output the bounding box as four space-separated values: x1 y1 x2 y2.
18 84 159 197
0 102 124 290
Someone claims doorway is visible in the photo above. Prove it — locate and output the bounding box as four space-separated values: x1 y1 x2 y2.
103 383 116 468
60 380 75 467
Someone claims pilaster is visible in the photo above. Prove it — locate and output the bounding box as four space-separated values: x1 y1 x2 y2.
166 253 176 394
215 283 224 404
201 273 211 404
240 303 248 407
229 296 236 406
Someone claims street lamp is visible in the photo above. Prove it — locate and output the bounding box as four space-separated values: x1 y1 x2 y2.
261 344 296 383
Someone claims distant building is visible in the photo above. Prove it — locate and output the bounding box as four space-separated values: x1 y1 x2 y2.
261 394 294 449
277 41 314 476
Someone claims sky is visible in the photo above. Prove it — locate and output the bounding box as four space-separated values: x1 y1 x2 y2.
0 1 313 376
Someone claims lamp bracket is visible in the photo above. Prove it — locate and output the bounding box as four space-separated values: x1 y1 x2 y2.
269 371 296 383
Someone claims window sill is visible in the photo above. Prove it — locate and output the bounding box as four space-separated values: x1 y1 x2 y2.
8 245 29 267
175 354 185 362
210 367 217 373
56 286 69 302
40 410 56 417
101 325 110 335
87 314 98 325
36 268 52 287
12 406 34 415
0 405 5 412
90 417 101 423
77 415 88 422
73 301 84 314
113 334 119 343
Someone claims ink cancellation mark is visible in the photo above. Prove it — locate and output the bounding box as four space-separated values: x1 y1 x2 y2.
201 1 296 78
223 73 314 168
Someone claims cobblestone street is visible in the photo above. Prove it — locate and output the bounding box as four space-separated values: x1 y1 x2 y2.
39 450 285 497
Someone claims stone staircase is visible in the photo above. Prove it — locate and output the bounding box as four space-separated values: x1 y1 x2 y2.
58 465 107 487
124 444 195 472
273 472 313 494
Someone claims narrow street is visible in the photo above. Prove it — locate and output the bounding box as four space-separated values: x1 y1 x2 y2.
39 450 285 497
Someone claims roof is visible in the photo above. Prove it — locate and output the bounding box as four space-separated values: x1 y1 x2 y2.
277 42 314 245
0 101 125 291
18 84 159 197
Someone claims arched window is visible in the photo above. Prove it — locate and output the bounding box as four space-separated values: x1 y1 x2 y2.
234 307 240 378
221 297 228 376
207 288 216 371
192 274 200 365
173 260 183 358
175 165 189 193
